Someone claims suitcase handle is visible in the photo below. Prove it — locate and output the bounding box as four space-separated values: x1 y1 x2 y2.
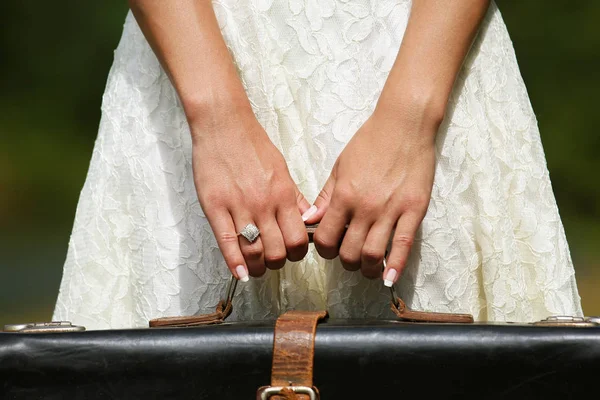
149 224 474 327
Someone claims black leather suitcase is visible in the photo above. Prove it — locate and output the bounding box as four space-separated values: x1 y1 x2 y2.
1 314 600 399
3 226 598 399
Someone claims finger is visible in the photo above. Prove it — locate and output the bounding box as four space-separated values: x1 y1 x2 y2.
383 212 422 287
302 173 335 224
277 205 309 262
206 208 250 282
313 194 349 260
294 185 312 216
233 216 266 278
339 219 372 272
258 218 287 270
361 218 395 279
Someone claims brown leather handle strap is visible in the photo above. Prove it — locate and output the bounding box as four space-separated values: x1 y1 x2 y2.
149 300 232 328
149 226 322 328
391 297 474 323
149 224 475 327
149 275 238 328
257 310 328 400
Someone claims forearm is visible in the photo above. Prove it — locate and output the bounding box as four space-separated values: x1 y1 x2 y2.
376 0 491 134
129 0 252 126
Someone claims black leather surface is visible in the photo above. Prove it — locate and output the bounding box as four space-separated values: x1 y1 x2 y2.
1 319 599 399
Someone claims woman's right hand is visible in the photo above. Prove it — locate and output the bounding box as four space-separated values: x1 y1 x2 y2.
191 105 312 281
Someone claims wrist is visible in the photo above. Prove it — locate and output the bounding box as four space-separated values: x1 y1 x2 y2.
374 85 447 132
369 87 448 148
181 82 254 128
185 89 266 145
376 74 450 126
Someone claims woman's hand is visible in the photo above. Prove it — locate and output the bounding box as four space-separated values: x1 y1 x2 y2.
302 0 490 286
192 105 311 281
129 0 313 281
303 104 439 286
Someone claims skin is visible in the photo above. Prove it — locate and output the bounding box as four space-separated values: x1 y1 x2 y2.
305 0 491 284
129 0 312 280
129 0 491 286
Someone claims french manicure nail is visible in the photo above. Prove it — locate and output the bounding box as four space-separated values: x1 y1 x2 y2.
235 265 249 282
383 269 397 287
302 205 318 222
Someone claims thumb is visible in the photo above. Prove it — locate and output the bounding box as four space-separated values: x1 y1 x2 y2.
302 172 336 224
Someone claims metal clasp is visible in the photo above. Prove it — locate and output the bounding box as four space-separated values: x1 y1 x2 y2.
587 316 600 325
256 386 318 400
533 316 600 327
3 321 86 333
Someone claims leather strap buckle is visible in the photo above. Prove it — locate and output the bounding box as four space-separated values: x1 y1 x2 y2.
256 386 319 400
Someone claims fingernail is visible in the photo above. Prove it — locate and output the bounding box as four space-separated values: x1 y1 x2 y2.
302 205 318 222
383 269 397 287
235 265 249 282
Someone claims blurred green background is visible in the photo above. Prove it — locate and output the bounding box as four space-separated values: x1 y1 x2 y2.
0 1 598 327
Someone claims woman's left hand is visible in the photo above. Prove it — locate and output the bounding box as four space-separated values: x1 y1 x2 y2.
303 104 440 286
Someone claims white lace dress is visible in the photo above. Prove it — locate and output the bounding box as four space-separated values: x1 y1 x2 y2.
53 0 582 329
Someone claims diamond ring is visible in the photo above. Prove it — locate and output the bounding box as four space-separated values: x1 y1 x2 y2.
238 223 260 243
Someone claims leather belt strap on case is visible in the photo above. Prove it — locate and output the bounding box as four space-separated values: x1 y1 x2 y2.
257 310 328 400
